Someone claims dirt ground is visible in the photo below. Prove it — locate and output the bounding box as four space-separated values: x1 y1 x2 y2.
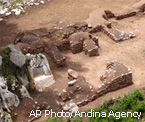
0 0 145 121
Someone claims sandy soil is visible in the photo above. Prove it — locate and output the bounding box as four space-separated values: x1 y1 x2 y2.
0 0 145 121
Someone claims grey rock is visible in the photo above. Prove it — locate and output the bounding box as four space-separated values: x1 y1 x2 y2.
9 45 26 68
0 56 2 71
0 0 15 4
0 99 3 122
0 77 20 113
2 112 12 122
8 44 21 52
17 75 29 88
19 85 31 99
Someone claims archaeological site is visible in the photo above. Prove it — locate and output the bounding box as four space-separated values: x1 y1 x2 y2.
0 0 145 122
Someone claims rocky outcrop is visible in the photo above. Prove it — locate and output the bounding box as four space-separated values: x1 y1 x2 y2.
0 77 20 113
27 53 55 91
0 99 3 122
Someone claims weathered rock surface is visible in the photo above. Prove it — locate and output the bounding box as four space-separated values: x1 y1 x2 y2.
0 77 20 113
0 99 3 122
19 85 31 99
9 44 26 68
27 53 55 90
2 112 12 122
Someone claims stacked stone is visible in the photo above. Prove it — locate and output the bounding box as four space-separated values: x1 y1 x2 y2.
56 39 70 51
97 61 133 97
69 32 90 54
83 39 99 56
115 9 136 20
102 28 136 42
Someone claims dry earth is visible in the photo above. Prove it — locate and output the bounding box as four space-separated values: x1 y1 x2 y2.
0 0 145 121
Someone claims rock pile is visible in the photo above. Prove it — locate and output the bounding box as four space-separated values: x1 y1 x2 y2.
59 69 95 107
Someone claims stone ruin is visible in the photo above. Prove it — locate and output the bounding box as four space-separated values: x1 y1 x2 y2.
101 28 136 42
69 32 99 56
59 69 95 111
59 61 133 111
14 32 66 67
98 61 133 96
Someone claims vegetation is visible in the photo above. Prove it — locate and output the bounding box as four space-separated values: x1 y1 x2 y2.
0 47 21 90
44 90 145 122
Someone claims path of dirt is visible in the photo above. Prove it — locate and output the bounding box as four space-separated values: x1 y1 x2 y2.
0 0 145 121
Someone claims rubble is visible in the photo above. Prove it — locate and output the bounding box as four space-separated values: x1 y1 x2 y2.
27 53 55 90
60 69 95 107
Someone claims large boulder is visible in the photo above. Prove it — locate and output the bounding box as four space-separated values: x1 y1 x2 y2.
0 77 20 112
27 53 55 91
8 44 26 68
